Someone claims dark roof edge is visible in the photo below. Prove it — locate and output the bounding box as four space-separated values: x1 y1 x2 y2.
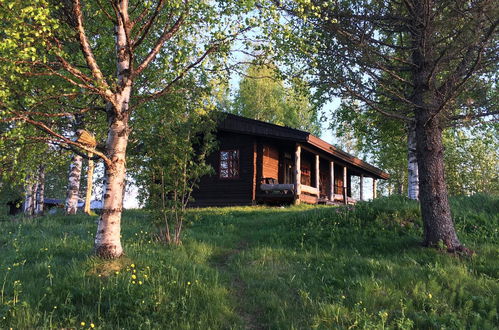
218 113 390 180
307 135 390 180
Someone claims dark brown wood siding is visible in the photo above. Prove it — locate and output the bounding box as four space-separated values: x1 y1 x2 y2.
191 132 255 206
319 159 330 198
262 144 279 180
334 164 344 195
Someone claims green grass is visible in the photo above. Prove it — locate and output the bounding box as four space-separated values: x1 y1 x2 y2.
0 194 498 329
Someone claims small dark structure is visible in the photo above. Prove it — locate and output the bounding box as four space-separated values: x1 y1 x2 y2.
6 199 23 215
191 114 389 207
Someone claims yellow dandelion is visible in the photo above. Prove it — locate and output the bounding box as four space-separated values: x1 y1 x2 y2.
132 281 136 284
133 269 136 274
131 274 137 279
90 323 95 328
80 322 86 326
144 274 148 279
428 293 432 299
115 271 119 275
187 281 191 286
131 264 135 268
341 295 346 299
138 281 143 285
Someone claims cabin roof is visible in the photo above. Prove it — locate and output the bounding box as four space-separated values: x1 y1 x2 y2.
219 113 390 180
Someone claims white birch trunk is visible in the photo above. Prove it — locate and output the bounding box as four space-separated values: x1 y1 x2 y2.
23 176 35 216
35 166 45 216
407 122 419 200
94 118 129 258
84 155 94 214
94 1 132 258
66 154 83 214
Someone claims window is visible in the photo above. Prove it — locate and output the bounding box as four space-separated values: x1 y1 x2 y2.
219 150 239 179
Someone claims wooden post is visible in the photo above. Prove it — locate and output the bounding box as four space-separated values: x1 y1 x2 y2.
329 161 335 201
315 154 320 189
343 166 347 204
359 174 364 201
294 144 301 204
373 178 377 199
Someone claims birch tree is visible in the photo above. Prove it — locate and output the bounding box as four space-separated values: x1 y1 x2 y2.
65 154 82 214
273 0 499 253
1 0 263 258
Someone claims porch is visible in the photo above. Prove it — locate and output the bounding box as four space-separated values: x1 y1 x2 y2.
255 143 378 205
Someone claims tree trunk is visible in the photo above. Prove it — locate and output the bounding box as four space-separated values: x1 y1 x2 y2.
94 0 132 258
23 176 35 216
407 122 419 200
410 0 464 252
35 166 45 216
415 112 462 250
65 154 83 214
84 154 94 215
94 118 128 258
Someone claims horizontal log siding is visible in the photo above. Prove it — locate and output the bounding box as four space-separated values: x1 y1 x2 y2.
262 144 279 180
191 132 255 207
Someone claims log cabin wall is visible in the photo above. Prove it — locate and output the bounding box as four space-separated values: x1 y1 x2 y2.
319 159 330 198
334 164 344 195
262 144 279 180
191 131 255 206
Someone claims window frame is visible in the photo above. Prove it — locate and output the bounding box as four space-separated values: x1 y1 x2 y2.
219 149 240 180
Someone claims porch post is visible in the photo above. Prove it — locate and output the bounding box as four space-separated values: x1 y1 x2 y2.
343 166 348 204
360 174 364 201
329 161 335 201
315 154 320 189
294 144 301 204
373 178 377 199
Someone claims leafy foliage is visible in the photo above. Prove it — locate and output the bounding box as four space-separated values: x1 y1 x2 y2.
231 62 321 135
130 83 218 245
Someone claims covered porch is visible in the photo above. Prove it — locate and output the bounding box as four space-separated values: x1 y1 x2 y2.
255 142 381 205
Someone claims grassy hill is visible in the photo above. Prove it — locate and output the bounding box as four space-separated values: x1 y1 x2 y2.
0 195 497 329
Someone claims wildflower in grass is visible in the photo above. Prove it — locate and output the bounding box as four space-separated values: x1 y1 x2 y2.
90 323 95 328
428 293 432 299
187 281 191 286
80 322 85 326
341 295 346 299
131 274 137 279
131 264 135 268
144 274 148 279
132 281 136 284
138 281 143 285
53 306 57 309
115 271 119 275
133 269 136 274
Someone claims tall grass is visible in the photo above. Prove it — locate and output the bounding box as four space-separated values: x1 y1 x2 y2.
0 194 497 328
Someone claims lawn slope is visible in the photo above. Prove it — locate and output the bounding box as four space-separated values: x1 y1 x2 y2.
0 195 497 329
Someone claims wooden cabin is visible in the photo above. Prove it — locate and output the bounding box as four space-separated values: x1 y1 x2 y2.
191 114 389 207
